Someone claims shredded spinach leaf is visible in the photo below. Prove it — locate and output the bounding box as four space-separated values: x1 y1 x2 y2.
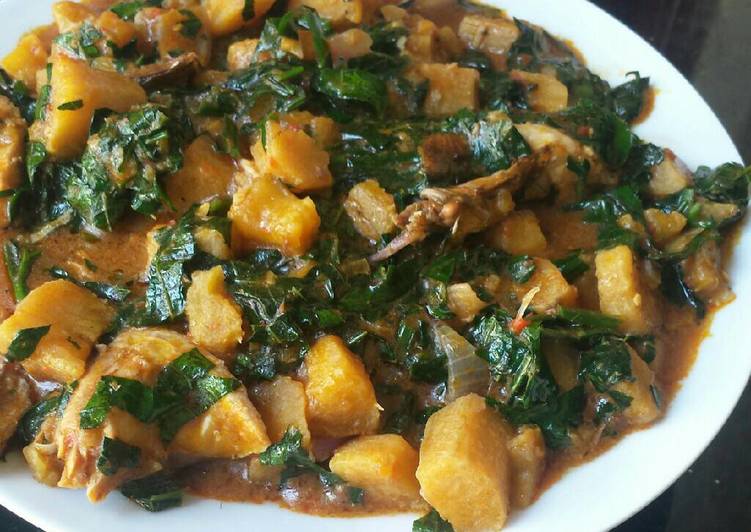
3 240 41 302
97 436 141 476
4 325 50 362
413 508 454 532
120 471 183 512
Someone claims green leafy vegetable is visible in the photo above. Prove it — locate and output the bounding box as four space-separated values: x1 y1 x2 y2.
79 376 154 429
0 68 36 122
694 163 750 208
16 383 75 446
259 427 364 504
97 436 141 476
413 508 454 532
553 251 590 282
49 266 130 303
508 255 536 283
314 68 387 115
152 349 239 442
468 307 553 408
144 211 196 322
4 325 50 362
57 99 84 111
3 240 41 302
120 471 183 512
178 9 202 38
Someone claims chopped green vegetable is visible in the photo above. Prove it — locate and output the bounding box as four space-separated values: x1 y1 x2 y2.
49 266 130 303
79 376 154 429
508 255 536 283
4 325 50 362
260 427 364 504
97 436 141 476
120 471 183 512
3 240 41 302
152 349 239 442
413 508 454 532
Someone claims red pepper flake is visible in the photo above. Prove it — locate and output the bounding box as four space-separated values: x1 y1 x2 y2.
510 317 530 335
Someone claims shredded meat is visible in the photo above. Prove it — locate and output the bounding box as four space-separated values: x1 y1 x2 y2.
371 149 552 261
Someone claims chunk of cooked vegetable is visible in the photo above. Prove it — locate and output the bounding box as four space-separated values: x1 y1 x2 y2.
507 425 546 508
186 266 244 356
1 33 49 92
202 0 276 36
612 347 660 425
250 375 311 448
419 63 480 117
647 151 692 198
343 179 398 240
329 434 421 507
303 335 380 438
252 120 333 193
34 54 147 159
513 258 577 312
416 393 512 532
52 1 95 33
446 283 488 323
227 38 259 71
0 280 114 383
164 135 236 214
328 28 373 63
229 174 321 257
489 210 548 256
595 245 656 334
644 208 687 245
457 13 520 55
510 70 569 113
683 240 724 299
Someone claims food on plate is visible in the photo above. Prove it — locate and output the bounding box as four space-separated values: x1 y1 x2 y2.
0 0 748 530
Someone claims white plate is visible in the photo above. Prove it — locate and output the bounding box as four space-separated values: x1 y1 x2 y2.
0 1 748 531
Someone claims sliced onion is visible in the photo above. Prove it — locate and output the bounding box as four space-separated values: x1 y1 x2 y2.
432 321 489 402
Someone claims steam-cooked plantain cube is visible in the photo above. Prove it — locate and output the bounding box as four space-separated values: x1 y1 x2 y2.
510 70 569 113
0 362 33 453
447 283 488 323
329 434 421 507
303 335 380 438
644 208 687 245
96 11 137 49
165 135 236 214
1 33 49 91
52 1 95 33
419 63 479 117
508 425 546 508
202 0 276 36
227 38 259 70
55 328 269 501
0 280 114 383
513 258 577 312
343 179 398 240
186 266 244 356
35 54 146 159
250 376 311 448
595 245 656 334
229 174 321 257
416 393 512 532
612 347 661 425
489 210 548 256
252 120 333 193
